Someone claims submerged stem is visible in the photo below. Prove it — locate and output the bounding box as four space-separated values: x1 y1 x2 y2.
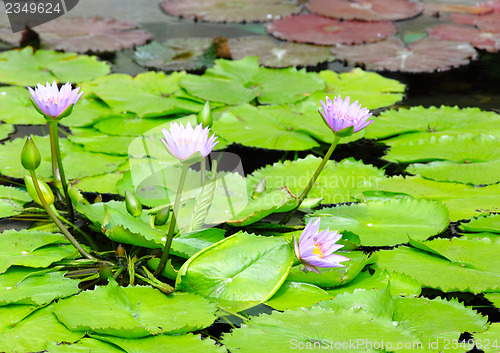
154 164 189 277
279 136 341 225
49 120 74 220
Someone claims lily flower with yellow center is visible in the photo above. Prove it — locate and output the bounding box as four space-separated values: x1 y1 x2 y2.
28 81 83 120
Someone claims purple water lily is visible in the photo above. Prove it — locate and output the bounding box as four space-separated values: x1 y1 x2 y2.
28 81 83 120
319 95 373 135
161 121 219 162
294 218 350 273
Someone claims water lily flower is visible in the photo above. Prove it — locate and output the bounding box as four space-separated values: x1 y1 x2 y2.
319 95 373 137
28 81 83 120
161 121 218 162
293 218 349 273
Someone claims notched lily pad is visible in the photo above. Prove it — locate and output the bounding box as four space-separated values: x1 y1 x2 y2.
228 36 334 68
429 24 500 52
267 14 397 45
135 39 216 72
332 37 477 73
160 0 302 23
306 0 424 21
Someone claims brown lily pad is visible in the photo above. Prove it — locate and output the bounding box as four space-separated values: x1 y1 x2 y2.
266 14 396 45
160 0 302 23
331 37 477 73
429 24 500 52
306 0 424 21
451 12 500 32
0 17 152 52
227 36 334 68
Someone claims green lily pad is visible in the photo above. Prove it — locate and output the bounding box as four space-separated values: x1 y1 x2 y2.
93 116 175 136
312 198 449 246
69 128 137 155
0 306 84 353
72 172 125 194
407 159 500 185
0 47 110 86
0 122 15 139
53 279 217 338
384 134 500 163
0 230 76 273
0 185 31 202
45 338 125 353
0 304 38 333
286 251 368 288
180 56 325 105
473 323 500 352
374 237 500 293
250 156 384 204
484 293 500 308
364 105 500 140
0 267 80 306
176 232 295 311
265 281 331 311
170 228 226 258
82 71 203 118
93 333 225 353
460 214 500 234
0 198 26 219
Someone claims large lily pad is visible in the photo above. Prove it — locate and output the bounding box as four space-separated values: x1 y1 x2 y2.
228 36 334 68
180 56 325 105
306 0 424 21
312 198 449 246
0 185 29 219
160 0 302 23
135 39 215 72
460 214 500 234
267 14 397 45
429 24 500 53
53 280 217 338
176 232 295 311
332 37 477 73
0 47 110 86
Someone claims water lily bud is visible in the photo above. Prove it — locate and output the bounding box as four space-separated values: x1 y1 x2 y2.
252 178 266 199
117 244 126 258
21 136 41 171
154 206 170 226
125 191 142 217
24 175 55 206
99 262 113 282
197 101 213 128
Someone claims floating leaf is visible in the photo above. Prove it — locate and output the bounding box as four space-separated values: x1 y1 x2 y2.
0 230 76 274
429 24 500 53
68 128 135 155
0 306 84 353
170 229 226 258
375 237 500 293
93 333 225 353
135 39 215 72
484 293 500 308
93 116 174 136
312 198 449 246
180 56 325 105
0 185 31 203
364 105 500 140
265 281 331 311
0 268 80 306
176 232 295 311
267 14 396 45
0 198 26 219
45 338 124 353
306 0 424 21
286 251 368 288
228 36 334 68
72 173 125 194
250 156 384 204
33 17 152 52
0 304 38 333
160 0 302 23
332 37 477 73
0 47 110 86
82 71 202 118
0 123 13 140
53 279 217 338
472 323 500 352
460 214 500 234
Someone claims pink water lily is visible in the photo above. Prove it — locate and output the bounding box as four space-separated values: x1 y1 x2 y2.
293 218 350 273
28 81 83 120
161 121 219 162
319 95 373 136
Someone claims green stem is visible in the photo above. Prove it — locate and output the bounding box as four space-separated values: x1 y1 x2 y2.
50 205 99 251
49 120 74 220
279 136 341 225
154 164 189 277
29 170 97 261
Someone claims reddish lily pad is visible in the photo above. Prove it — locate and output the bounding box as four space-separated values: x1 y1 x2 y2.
451 12 500 32
332 37 477 73
5 17 153 53
306 0 424 21
160 0 302 23
428 24 500 52
424 3 492 16
228 36 334 68
266 14 396 45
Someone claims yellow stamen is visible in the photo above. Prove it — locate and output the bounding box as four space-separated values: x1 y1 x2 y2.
313 242 325 258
